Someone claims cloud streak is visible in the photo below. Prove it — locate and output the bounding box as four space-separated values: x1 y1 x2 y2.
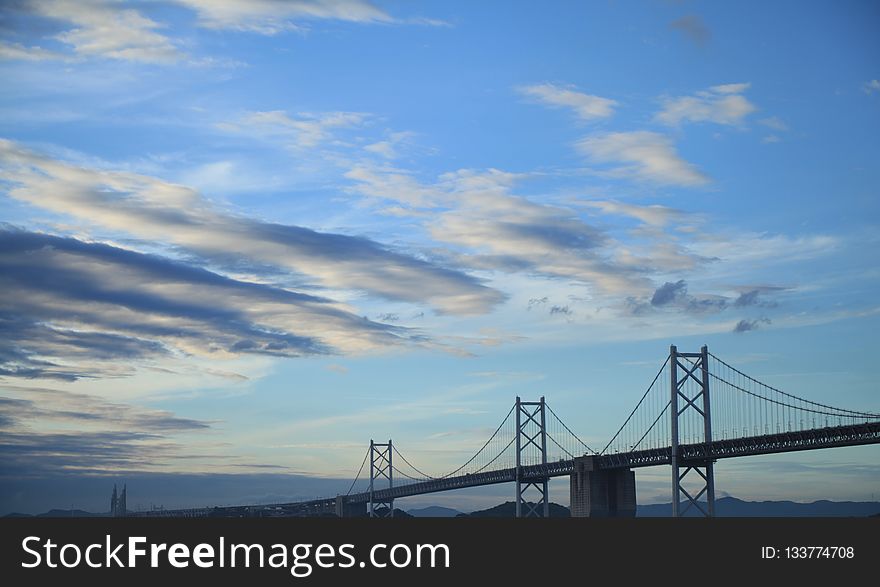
0 385 210 433
581 200 684 227
218 110 368 149
519 83 617 121
655 83 756 126
348 167 655 294
577 131 710 186
173 0 393 34
0 39 69 61
0 140 503 315
5 0 183 63
0 227 420 380
1 0 433 65
0 384 223 478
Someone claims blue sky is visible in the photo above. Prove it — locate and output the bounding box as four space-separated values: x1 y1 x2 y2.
1 0 879 514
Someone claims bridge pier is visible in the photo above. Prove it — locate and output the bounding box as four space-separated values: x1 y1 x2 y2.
335 496 366 518
570 456 636 517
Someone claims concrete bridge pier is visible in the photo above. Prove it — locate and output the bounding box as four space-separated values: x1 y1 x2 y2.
570 455 636 517
335 496 366 518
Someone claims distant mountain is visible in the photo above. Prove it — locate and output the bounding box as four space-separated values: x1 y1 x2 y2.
9 497 877 518
456 501 570 518
637 497 880 517
407 506 462 517
442 497 880 518
364 506 413 518
39 509 106 518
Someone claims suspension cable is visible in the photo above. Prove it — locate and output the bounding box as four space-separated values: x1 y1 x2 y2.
393 446 437 480
601 356 670 454
390 465 424 482
352 403 518 486
546 430 575 459
439 404 516 478
631 401 670 451
345 446 370 496
470 436 516 475
710 353 879 418
677 353 880 428
707 371 876 419
546 403 596 454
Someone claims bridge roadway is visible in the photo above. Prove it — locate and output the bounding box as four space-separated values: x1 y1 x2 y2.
129 421 880 517
353 421 880 503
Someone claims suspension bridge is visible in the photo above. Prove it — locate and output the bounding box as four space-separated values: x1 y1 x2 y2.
128 346 880 518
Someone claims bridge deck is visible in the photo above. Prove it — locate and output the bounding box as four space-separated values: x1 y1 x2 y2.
129 421 880 516
352 421 880 503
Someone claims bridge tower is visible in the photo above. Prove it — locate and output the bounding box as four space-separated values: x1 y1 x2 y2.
670 345 715 517
515 396 550 517
110 483 127 517
369 439 394 517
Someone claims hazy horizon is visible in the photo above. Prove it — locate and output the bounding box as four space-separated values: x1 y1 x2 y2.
6 470 880 517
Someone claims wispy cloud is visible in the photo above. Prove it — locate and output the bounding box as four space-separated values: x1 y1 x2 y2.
733 318 771 333
0 386 210 432
218 110 368 149
325 364 349 375
345 165 446 208
0 228 417 380
655 83 756 126
527 297 548 310
0 39 69 62
346 156 838 336
430 172 647 293
0 429 192 475
0 140 504 315
172 0 393 34
348 166 654 294
646 279 727 315
734 286 787 308
759 117 788 131
0 384 224 478
669 15 711 47
627 279 791 321
518 83 617 121
364 131 415 160
577 131 710 186
575 200 710 273
690 232 837 266
7 0 184 63
549 304 572 316
758 117 788 144
1 0 429 65
863 79 880 94
650 279 688 306
581 200 684 227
